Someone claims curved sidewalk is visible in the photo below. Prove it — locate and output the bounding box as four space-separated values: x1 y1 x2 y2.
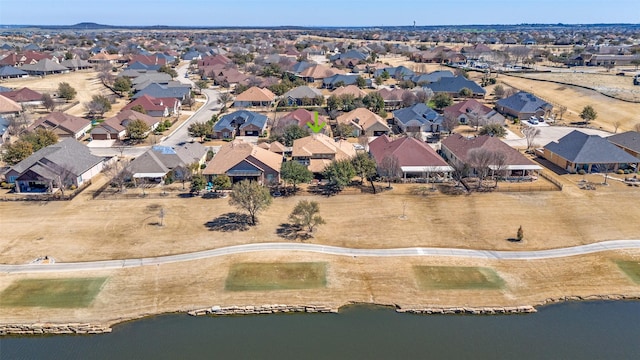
2 240 640 274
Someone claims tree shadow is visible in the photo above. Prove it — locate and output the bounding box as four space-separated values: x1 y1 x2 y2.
204 212 252 232
507 238 522 243
276 223 312 241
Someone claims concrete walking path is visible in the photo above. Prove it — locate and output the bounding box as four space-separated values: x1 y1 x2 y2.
2 240 640 274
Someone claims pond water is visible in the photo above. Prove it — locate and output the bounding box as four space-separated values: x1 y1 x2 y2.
1 301 639 359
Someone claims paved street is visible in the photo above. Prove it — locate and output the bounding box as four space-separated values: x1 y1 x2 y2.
2 240 639 274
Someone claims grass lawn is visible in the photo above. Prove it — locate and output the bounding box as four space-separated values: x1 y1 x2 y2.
413 266 505 290
0 278 107 308
615 261 640 284
225 262 327 291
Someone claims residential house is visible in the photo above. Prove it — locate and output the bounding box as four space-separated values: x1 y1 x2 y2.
88 52 120 64
4 138 105 193
59 58 92 71
126 143 207 183
369 135 452 180
122 94 181 118
132 83 191 101
257 141 287 155
322 74 370 89
0 66 28 79
336 108 391 137
212 110 268 139
331 85 367 99
203 140 282 185
127 61 162 72
607 131 640 159
0 87 43 106
442 134 542 178
443 99 505 126
233 87 276 108
496 91 553 120
378 88 408 110
283 86 323 106
543 130 639 173
373 66 415 80
0 116 9 144
298 64 340 83
291 133 356 173
393 103 444 134
275 108 330 135
410 70 454 85
0 95 22 116
29 112 92 140
424 76 486 98
91 110 160 141
19 58 69 76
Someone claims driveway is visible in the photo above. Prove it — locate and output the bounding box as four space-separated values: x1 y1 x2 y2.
503 125 613 148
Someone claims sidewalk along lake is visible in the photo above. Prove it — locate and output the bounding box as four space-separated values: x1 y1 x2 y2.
1 301 640 359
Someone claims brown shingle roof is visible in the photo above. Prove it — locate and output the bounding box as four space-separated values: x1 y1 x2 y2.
336 108 388 132
30 111 91 135
442 134 537 166
203 140 282 176
331 85 366 98
369 135 449 167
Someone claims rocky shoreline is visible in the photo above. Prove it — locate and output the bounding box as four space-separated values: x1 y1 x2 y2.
1 294 639 336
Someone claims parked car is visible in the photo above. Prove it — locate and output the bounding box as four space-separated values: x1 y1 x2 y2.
528 116 539 125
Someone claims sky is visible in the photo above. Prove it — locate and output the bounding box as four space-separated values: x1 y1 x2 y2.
1 0 639 27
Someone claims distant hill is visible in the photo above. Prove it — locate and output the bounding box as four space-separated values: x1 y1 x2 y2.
69 22 114 29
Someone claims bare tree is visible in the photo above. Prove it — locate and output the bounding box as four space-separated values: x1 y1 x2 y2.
103 158 131 193
416 89 433 104
556 105 568 121
467 148 494 189
42 93 56 112
401 91 418 107
466 104 487 131
379 154 402 188
522 126 541 151
490 151 508 187
612 120 621 134
442 114 459 134
634 123 640 132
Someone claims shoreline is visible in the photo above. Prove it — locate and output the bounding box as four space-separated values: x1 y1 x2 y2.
2 294 639 336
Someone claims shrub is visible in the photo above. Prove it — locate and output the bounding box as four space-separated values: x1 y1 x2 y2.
617 169 625 174
578 169 586 175
1 182 15 189
69 184 77 190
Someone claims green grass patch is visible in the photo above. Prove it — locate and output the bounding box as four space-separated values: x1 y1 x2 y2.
615 261 640 284
225 262 327 291
0 277 107 308
413 266 505 290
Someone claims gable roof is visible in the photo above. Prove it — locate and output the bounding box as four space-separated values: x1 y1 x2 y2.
545 130 640 164
203 140 282 175
299 64 338 79
100 109 160 133
60 58 92 69
496 91 552 114
30 111 90 135
607 131 640 154
128 143 207 177
122 94 178 114
369 135 450 169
